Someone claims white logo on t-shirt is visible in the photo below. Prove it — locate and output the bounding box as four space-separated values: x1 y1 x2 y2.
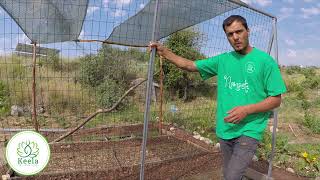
224 75 249 93
246 62 255 74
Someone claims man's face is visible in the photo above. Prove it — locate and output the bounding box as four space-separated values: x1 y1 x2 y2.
224 21 250 52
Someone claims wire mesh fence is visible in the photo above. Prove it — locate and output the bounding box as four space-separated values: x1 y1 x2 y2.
0 0 276 179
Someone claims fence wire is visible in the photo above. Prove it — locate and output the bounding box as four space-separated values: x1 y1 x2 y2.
0 0 274 179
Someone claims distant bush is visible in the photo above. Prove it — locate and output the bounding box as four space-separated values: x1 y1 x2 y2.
286 66 316 77
157 29 206 100
79 44 143 109
286 80 303 93
0 81 10 116
286 66 302 75
79 44 138 88
79 55 106 87
303 111 320 134
96 78 126 109
48 51 61 71
301 76 320 89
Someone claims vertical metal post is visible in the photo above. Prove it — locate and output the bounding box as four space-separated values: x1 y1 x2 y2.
32 42 39 132
267 17 279 180
267 23 274 54
140 0 160 179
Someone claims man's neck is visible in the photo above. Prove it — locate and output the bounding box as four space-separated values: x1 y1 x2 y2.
237 45 253 55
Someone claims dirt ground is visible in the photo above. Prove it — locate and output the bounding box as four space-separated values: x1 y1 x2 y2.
0 123 316 179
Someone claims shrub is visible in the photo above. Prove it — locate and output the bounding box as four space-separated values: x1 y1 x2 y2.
301 76 320 89
48 51 61 71
156 29 206 100
303 112 320 134
96 78 126 109
286 66 302 75
79 55 106 87
79 44 137 88
286 80 302 92
0 81 10 116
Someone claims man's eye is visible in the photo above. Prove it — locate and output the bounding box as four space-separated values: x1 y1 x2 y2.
236 30 244 34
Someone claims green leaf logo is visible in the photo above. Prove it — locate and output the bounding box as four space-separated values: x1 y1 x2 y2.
17 141 39 158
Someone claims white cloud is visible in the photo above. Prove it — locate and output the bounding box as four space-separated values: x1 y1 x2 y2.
249 24 270 38
87 6 99 15
103 0 110 7
0 36 18 55
78 30 85 39
104 0 132 8
103 0 132 17
241 0 272 7
280 48 320 66
282 0 294 3
113 9 127 17
285 39 296 46
301 7 320 18
139 3 145 9
287 49 297 58
115 0 132 6
304 0 314 2
279 7 294 21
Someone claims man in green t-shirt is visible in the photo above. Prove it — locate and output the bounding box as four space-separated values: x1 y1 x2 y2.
149 15 286 180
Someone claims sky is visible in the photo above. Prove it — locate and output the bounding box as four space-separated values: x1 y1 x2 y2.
0 0 319 66
242 0 320 66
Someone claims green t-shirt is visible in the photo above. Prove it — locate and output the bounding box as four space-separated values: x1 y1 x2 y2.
195 48 287 141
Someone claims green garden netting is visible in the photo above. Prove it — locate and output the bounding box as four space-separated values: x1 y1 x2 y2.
0 0 88 44
0 0 248 46
106 0 247 47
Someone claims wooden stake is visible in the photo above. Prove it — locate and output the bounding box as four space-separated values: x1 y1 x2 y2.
159 56 164 135
32 42 39 132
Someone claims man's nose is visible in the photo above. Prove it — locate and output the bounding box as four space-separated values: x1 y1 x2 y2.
232 33 239 41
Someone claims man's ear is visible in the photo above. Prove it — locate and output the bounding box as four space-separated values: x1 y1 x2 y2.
247 28 250 35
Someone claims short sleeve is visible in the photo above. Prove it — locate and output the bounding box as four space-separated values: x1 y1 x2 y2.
264 61 287 96
195 56 219 80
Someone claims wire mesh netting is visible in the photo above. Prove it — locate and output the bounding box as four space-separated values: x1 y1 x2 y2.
0 0 277 179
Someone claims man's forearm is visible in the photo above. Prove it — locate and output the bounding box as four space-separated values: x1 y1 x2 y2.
246 95 282 115
162 49 197 72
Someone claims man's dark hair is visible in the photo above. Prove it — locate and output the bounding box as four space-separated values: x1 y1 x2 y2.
223 15 248 32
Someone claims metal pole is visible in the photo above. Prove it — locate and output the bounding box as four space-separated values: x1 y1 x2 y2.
159 56 164 135
140 0 160 179
32 42 39 132
267 17 279 180
267 25 274 54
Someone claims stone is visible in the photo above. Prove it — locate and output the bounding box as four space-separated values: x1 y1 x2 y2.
252 155 258 162
269 126 279 133
193 131 199 136
11 105 24 117
193 135 201 140
199 136 205 141
202 137 213 144
169 127 175 131
286 167 295 173
2 174 10 180
214 143 220 149
38 106 45 114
